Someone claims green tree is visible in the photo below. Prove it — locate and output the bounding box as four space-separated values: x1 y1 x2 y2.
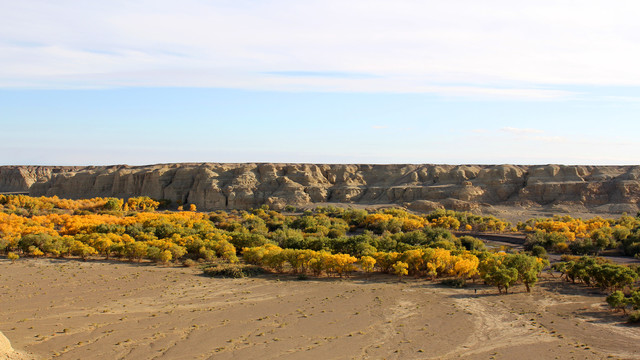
480 255 519 294
124 242 148 262
504 254 547 293
629 290 640 311
606 291 627 313
487 266 518 294
103 198 123 211
147 246 163 262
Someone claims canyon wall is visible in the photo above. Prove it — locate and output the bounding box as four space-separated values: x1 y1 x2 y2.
0 164 638 213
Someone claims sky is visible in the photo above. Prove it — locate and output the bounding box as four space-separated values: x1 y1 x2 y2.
1 0 640 165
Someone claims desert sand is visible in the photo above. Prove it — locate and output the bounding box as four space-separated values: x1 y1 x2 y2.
1 258 639 360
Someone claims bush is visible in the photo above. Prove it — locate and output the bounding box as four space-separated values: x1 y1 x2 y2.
441 278 466 288
103 198 123 211
183 258 197 267
229 232 270 250
202 262 264 278
7 252 19 263
629 311 640 323
530 245 548 259
459 236 486 251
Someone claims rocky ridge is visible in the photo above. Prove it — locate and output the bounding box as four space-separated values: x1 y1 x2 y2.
0 164 638 214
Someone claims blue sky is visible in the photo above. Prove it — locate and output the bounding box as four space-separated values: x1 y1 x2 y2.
1 1 640 165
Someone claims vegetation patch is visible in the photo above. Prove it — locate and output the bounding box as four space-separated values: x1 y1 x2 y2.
440 278 467 288
202 262 264 278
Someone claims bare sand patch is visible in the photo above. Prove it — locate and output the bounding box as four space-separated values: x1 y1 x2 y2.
1 258 638 359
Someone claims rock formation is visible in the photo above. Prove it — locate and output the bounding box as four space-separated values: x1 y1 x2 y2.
0 331 30 360
0 164 638 213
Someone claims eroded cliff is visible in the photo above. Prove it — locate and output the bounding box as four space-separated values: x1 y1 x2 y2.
0 164 638 214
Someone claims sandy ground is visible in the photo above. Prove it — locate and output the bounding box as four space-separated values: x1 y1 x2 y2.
300 202 634 225
479 205 631 225
1 258 639 360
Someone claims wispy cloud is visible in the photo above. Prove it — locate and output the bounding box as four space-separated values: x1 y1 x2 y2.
1 1 640 98
372 125 388 129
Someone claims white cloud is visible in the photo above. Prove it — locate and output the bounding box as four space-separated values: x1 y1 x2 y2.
372 125 388 129
1 1 640 97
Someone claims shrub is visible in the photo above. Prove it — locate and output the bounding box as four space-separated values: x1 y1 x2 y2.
531 245 548 259
202 262 264 278
7 252 19 263
392 261 408 280
459 236 486 251
629 311 640 323
441 278 466 288
103 198 123 211
183 258 197 267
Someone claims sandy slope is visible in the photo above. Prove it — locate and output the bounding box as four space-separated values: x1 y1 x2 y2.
1 258 639 359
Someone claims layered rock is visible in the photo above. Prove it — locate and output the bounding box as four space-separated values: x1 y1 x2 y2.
0 163 638 213
0 331 30 360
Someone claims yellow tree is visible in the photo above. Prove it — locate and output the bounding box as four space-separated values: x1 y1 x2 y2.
373 251 400 273
309 251 331 276
90 234 114 259
452 254 480 280
401 249 425 276
28 245 44 257
329 254 357 277
71 241 97 261
430 248 454 276
359 255 376 274
393 261 409 281
159 250 172 264
425 262 437 279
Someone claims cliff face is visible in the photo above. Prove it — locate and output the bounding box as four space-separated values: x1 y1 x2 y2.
0 163 638 213
0 166 83 193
